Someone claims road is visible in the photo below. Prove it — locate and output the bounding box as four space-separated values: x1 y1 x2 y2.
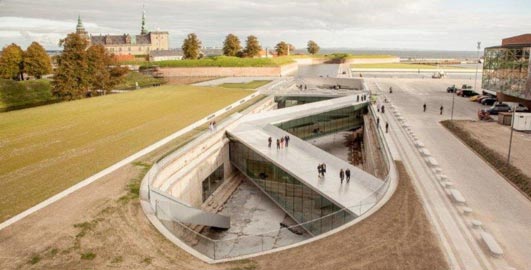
369 77 531 270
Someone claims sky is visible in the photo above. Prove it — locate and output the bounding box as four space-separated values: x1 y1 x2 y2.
0 0 530 51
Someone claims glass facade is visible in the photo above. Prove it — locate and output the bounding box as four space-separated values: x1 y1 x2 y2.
482 46 531 100
229 140 355 235
275 105 366 140
202 165 224 202
275 96 335 108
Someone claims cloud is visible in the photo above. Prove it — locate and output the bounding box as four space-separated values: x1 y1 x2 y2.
0 0 530 50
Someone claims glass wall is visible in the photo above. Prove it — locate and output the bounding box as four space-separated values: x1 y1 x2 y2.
275 105 366 140
229 140 355 235
482 46 531 100
275 96 335 108
202 165 224 202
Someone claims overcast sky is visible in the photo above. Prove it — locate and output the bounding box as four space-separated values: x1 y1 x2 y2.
1 0 530 51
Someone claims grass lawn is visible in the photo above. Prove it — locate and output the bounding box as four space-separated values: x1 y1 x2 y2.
0 79 57 111
0 85 252 222
114 72 166 90
218 80 271 89
351 63 467 69
144 56 295 68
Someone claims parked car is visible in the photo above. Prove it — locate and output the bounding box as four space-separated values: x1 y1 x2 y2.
481 98 497 106
432 71 446 79
459 90 479 97
470 95 480 102
515 104 530 112
483 103 511 115
477 95 492 103
447 85 458 93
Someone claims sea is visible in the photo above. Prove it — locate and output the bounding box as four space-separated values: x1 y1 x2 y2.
294 49 481 60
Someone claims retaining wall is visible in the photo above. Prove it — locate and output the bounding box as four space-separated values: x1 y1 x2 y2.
159 63 298 77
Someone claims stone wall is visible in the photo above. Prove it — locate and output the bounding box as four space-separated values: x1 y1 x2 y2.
159 63 298 77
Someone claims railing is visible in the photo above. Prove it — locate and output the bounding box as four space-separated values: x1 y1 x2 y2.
142 92 396 261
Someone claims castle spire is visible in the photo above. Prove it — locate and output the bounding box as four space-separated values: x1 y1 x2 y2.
76 15 88 38
140 6 148 35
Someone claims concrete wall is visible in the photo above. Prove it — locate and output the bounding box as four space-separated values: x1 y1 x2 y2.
345 57 400 64
159 63 298 77
151 96 277 207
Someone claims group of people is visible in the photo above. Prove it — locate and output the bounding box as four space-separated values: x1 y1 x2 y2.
422 103 444 115
317 163 352 184
377 103 385 114
268 135 290 149
356 95 368 102
339 168 351 183
297 84 308 91
376 117 390 133
208 121 217 131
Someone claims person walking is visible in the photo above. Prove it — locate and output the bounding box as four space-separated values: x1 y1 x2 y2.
340 169 345 184
385 122 389 133
268 137 272 148
285 135 290 147
377 117 380 128
322 163 327 175
276 139 280 149
345 168 351 183
389 86 393 94
440 105 444 115
381 105 385 114
317 164 322 178
280 137 284 148
423 103 427 112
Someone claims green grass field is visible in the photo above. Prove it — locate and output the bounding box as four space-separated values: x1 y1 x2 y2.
351 63 467 69
0 79 56 111
0 85 252 222
114 72 166 90
218 80 271 89
143 56 295 68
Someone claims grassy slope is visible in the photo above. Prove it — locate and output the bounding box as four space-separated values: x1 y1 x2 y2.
351 63 467 69
114 72 166 90
0 79 55 111
145 56 295 68
0 85 251 222
218 80 271 89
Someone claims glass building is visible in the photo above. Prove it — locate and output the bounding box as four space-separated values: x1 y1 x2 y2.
229 139 355 235
482 34 531 108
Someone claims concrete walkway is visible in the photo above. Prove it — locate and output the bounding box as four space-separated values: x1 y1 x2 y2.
369 78 531 270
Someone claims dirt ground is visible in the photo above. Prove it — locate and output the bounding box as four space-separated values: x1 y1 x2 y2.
0 160 447 270
453 120 531 178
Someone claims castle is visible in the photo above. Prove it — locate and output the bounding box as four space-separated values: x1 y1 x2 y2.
75 11 169 56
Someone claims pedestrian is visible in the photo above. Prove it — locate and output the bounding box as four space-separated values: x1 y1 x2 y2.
340 169 345 184
276 139 280 149
440 105 444 115
285 135 290 147
346 168 351 183
322 163 327 175
389 87 393 94
280 137 284 148
317 164 322 178
377 117 380 128
385 122 389 133
212 121 216 130
357 95 360 102
381 105 385 114
423 103 427 112
304 85 307 90
268 137 272 148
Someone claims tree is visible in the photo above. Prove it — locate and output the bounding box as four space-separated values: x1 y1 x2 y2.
0 43 24 80
222 34 242 57
275 41 289 56
24 42 52 79
52 33 90 99
181 33 202 59
86 45 127 95
307 40 320 55
244 35 262 58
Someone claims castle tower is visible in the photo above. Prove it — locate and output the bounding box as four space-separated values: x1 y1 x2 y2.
76 15 89 39
140 9 148 35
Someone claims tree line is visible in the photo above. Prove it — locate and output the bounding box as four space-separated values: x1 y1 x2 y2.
0 42 52 80
0 34 128 100
181 33 320 59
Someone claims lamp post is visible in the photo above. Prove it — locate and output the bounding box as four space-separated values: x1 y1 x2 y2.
474 41 481 91
450 89 455 120
507 104 516 165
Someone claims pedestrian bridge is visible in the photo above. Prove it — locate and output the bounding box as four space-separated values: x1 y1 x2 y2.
227 94 388 235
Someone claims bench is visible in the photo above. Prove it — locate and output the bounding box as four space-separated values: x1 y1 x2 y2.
480 231 504 257
419 147 431 157
471 220 483 229
439 174 448 181
415 140 425 148
462 207 473 215
448 189 466 204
